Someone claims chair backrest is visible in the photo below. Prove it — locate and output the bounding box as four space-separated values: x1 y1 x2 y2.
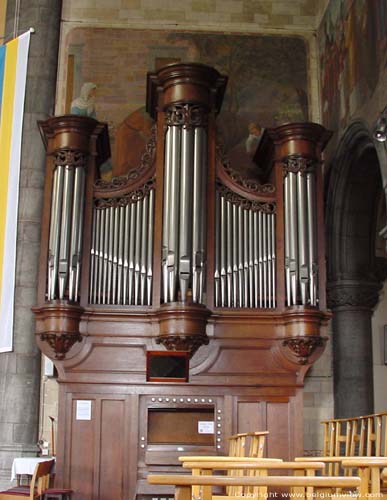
29 459 55 498
227 432 269 459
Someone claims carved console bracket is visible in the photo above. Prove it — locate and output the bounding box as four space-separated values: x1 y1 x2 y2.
282 335 327 365
32 301 85 360
156 334 209 357
40 332 83 360
156 302 211 357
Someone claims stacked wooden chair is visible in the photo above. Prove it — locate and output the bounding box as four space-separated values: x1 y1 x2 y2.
227 432 269 459
295 412 387 498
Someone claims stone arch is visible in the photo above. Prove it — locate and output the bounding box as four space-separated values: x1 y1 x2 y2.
325 121 385 418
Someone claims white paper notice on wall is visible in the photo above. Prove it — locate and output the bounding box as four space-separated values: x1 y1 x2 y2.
76 400 92 420
198 421 214 434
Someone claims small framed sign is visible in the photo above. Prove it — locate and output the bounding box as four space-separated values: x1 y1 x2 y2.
146 351 189 382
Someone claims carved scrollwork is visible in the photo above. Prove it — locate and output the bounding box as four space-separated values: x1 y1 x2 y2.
282 154 317 175
40 332 83 360
217 183 276 213
95 179 155 209
156 334 209 358
327 280 382 309
216 143 275 194
282 335 326 365
94 125 157 189
54 149 88 168
165 104 208 129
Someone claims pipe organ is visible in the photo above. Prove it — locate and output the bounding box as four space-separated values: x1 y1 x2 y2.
33 63 332 500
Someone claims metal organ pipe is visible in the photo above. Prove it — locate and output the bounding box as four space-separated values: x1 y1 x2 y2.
161 104 208 305
179 127 194 302
192 128 207 304
48 165 64 300
296 171 309 305
283 161 318 306
214 191 276 309
47 152 88 303
306 171 317 306
58 166 74 299
88 187 155 306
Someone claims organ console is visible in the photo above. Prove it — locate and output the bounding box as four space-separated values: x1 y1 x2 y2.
33 63 332 500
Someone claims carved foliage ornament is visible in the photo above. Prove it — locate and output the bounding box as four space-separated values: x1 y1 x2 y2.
95 179 155 209
54 149 88 169
282 335 326 365
156 334 209 358
40 332 82 360
165 104 208 129
216 143 275 195
282 154 317 175
94 125 157 190
217 183 276 213
327 281 382 309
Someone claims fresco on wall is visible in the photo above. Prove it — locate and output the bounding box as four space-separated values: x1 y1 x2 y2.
63 28 309 179
319 0 387 131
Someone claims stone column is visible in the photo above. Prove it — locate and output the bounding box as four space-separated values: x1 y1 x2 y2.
0 0 62 485
328 279 381 418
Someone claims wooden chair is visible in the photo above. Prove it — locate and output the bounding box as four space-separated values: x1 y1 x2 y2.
227 432 269 458
0 459 54 500
147 473 365 500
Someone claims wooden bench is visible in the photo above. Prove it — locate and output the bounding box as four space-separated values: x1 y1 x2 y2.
147 473 365 500
0 459 54 500
180 459 325 499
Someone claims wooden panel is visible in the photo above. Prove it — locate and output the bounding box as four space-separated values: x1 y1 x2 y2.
99 399 125 500
148 409 215 445
207 348 286 374
69 399 96 500
267 401 291 460
74 345 146 372
236 400 265 434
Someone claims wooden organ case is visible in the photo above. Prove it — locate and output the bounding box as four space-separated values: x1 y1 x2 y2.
33 63 332 500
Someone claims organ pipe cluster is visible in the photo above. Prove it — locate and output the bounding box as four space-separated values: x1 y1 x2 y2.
162 104 208 304
283 158 318 306
47 151 87 302
89 188 155 306
214 190 276 308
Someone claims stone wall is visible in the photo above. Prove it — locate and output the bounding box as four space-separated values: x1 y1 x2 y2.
62 0 320 31
0 0 61 488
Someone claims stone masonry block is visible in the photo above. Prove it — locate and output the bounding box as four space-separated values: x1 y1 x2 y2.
253 14 269 23
14 286 37 308
0 354 17 374
19 188 43 222
121 0 142 9
216 0 243 14
2 375 39 425
13 423 39 444
272 2 300 16
0 424 13 445
15 242 40 287
192 0 216 12
16 354 40 375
